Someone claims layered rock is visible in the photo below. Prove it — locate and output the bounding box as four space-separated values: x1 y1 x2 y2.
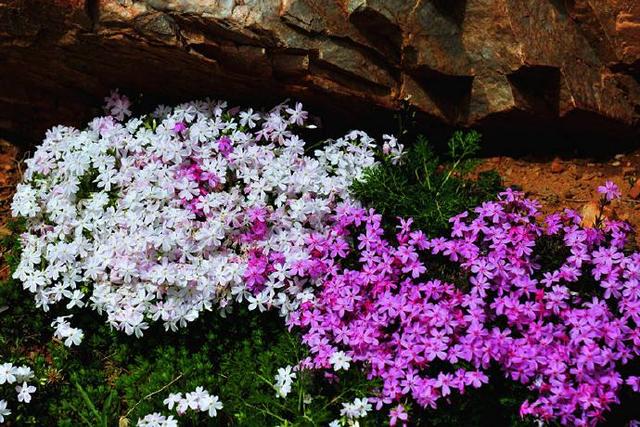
0 0 639 147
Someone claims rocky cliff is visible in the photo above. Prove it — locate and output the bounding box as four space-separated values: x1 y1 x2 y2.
1 0 639 148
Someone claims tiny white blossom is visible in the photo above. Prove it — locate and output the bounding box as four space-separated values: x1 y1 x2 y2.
274 365 297 398
0 399 11 423
0 363 16 384
330 351 352 371
163 392 182 410
136 412 178 427
207 395 223 417
16 382 36 403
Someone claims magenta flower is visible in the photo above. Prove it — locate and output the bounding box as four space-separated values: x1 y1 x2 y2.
597 180 621 201
173 122 187 133
389 404 408 426
217 136 233 157
289 186 640 426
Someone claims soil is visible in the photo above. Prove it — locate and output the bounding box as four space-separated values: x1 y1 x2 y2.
0 139 21 281
475 150 640 246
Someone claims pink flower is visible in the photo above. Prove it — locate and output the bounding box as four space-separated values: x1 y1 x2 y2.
217 137 233 157
389 404 408 426
290 184 640 426
597 180 621 201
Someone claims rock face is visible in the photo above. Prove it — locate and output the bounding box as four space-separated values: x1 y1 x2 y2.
0 0 639 147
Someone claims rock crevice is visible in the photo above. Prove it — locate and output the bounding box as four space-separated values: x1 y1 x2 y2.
0 0 638 147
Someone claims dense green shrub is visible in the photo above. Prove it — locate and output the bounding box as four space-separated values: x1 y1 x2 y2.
352 131 502 235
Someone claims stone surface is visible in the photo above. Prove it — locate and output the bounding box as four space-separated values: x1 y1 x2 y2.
630 179 640 199
0 0 639 146
550 157 565 173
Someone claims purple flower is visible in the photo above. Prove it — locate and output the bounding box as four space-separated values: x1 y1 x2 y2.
289 183 640 426
389 405 408 426
597 180 621 201
173 122 187 133
217 136 233 157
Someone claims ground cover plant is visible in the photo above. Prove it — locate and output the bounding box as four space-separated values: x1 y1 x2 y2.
289 184 640 426
2 92 385 426
2 92 640 426
10 92 380 338
351 131 502 235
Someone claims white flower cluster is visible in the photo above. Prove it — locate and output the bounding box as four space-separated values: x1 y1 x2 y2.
12 92 378 337
340 397 372 419
0 362 36 423
52 315 84 347
381 134 405 165
328 397 372 427
274 365 296 398
137 413 178 427
137 387 222 426
163 387 223 417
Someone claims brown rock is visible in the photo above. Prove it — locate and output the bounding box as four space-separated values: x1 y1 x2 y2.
630 179 640 199
0 0 638 146
551 158 565 173
581 200 601 228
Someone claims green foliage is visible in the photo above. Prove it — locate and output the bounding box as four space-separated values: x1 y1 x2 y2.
351 131 502 235
408 366 535 427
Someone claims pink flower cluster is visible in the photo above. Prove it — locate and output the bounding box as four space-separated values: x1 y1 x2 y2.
175 134 233 217
289 187 640 426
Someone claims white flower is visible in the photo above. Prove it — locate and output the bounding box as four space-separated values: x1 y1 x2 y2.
382 134 404 164
11 184 39 217
239 108 260 128
0 399 11 423
163 392 182 410
184 391 199 410
16 382 36 403
340 397 371 419
206 395 223 417
274 365 297 398
285 102 308 126
14 366 34 382
330 351 352 371
0 363 16 384
64 289 85 309
163 388 221 418
137 412 177 427
52 316 84 347
64 328 84 347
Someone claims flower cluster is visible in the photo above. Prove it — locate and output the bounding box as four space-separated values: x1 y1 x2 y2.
290 185 640 426
340 397 372 419
137 387 222 427
163 387 223 417
0 362 36 423
328 397 373 427
274 365 296 398
52 315 84 347
11 92 377 337
137 413 178 427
